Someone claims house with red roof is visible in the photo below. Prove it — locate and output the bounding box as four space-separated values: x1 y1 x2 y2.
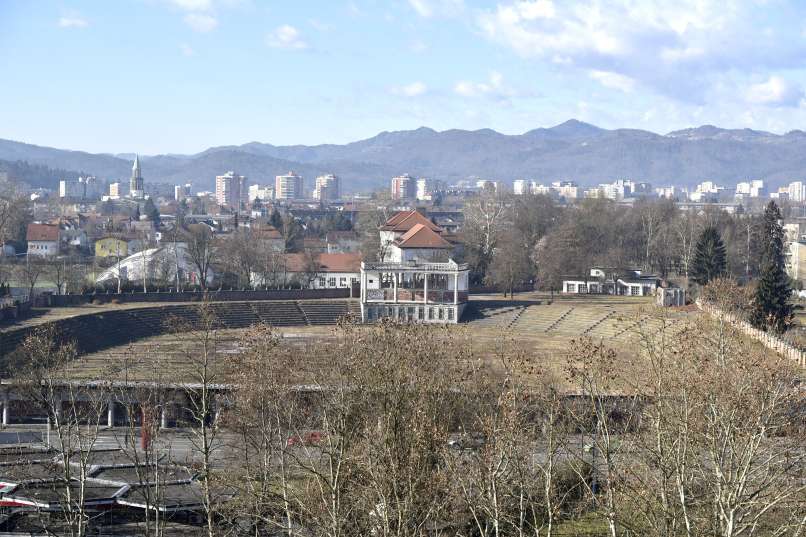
360 210 469 324
26 223 61 257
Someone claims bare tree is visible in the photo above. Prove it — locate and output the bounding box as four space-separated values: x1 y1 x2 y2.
183 224 218 291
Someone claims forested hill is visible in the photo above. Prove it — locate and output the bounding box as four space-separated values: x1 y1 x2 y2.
0 159 85 190
5 120 806 192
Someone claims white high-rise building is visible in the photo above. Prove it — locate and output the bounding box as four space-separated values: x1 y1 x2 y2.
275 172 304 200
314 174 340 201
513 180 530 195
215 171 248 209
788 181 806 202
174 183 192 201
416 178 444 201
391 174 417 200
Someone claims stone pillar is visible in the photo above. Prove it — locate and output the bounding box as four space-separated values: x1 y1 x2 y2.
107 400 115 428
393 272 398 303
423 273 428 304
454 272 459 305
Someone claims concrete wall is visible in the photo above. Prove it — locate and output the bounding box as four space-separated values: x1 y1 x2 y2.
46 288 351 307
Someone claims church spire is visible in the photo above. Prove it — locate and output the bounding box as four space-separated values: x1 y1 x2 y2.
132 154 141 176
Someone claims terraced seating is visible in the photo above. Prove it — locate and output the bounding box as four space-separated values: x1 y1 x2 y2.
0 300 357 363
299 302 351 325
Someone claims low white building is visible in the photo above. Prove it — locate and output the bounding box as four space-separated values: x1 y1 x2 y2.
26 223 60 257
562 267 659 296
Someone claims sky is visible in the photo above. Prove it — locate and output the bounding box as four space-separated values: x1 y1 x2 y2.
3 0 806 155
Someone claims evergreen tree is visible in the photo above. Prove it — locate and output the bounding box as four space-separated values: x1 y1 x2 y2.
143 198 160 225
690 226 727 285
269 208 283 230
750 201 793 333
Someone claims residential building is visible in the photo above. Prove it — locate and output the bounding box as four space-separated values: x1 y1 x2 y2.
129 155 145 200
109 182 123 199
788 181 806 203
391 174 417 200
94 236 131 258
26 223 60 257
361 210 469 324
215 171 248 209
314 174 340 201
174 183 192 201
513 179 534 195
275 171 304 200
736 179 766 198
59 180 83 198
59 176 102 199
416 178 444 201
552 181 579 200
787 241 806 285
248 184 274 201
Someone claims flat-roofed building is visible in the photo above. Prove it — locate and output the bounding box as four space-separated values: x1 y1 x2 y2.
314 174 340 201
275 171 304 200
215 171 247 209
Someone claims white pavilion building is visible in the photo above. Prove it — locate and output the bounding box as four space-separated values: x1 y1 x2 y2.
360 210 469 323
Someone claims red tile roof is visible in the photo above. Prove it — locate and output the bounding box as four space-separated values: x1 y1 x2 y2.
26 223 60 242
394 223 452 249
380 211 442 233
285 252 362 273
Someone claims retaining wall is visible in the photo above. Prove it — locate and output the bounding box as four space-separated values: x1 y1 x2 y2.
45 288 351 307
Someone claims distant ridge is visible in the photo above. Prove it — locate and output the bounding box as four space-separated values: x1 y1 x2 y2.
3 120 806 192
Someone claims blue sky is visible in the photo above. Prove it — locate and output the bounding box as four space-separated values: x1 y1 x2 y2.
3 0 806 154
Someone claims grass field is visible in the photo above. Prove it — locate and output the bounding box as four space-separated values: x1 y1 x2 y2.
54 296 698 389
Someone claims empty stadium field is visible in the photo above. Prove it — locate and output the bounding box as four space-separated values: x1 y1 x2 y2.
53 296 697 391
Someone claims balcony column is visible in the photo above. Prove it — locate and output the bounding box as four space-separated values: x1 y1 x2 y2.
2 392 9 427
107 399 115 428
393 272 398 303
454 272 459 305
423 273 428 304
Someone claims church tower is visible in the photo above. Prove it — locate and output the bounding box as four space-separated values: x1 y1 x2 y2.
130 154 145 199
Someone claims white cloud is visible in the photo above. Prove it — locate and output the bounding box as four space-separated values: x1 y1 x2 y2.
454 71 516 100
184 13 218 32
589 70 635 92
267 25 308 50
476 0 806 104
393 82 428 97
408 0 464 18
180 43 195 56
170 0 213 10
58 16 88 28
746 76 804 107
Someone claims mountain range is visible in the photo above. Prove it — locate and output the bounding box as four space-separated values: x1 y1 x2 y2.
4 120 806 193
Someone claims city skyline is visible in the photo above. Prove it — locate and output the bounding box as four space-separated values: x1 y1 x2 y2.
4 1 806 155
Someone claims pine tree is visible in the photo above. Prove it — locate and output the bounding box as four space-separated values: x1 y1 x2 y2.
750 201 793 333
691 226 727 285
269 208 283 230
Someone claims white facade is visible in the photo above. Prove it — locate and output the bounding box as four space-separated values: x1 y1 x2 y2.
248 184 274 201
175 183 192 201
314 174 340 201
27 240 59 257
416 178 444 201
788 181 806 202
216 171 247 208
275 172 304 200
